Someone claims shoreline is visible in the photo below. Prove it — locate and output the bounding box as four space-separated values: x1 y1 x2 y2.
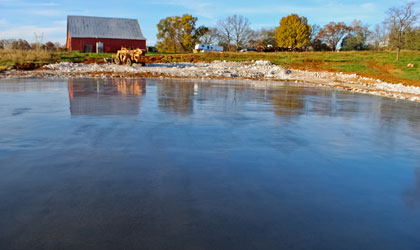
1 61 420 102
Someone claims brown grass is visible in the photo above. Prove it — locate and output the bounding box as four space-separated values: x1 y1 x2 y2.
0 49 53 70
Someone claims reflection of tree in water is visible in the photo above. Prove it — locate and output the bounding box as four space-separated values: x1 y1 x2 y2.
270 85 368 119
402 105 420 209
68 78 146 115
197 83 264 107
381 100 420 210
304 88 366 118
379 100 420 126
270 85 306 118
407 106 420 135
156 80 270 116
115 79 146 95
379 100 420 137
157 80 194 116
404 169 420 209
305 89 335 117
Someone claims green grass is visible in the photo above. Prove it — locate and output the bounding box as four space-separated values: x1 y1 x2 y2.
56 51 113 63
189 51 420 83
1 49 419 84
146 51 169 56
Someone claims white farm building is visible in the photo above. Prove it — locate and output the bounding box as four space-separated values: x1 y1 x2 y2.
194 44 223 52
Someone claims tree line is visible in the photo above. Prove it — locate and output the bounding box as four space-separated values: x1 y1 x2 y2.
0 39 64 51
156 2 419 60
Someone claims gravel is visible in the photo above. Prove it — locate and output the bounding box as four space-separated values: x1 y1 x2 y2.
2 60 420 102
42 60 290 79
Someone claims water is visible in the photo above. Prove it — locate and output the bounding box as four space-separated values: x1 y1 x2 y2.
0 78 420 250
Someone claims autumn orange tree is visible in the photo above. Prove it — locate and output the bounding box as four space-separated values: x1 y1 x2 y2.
274 14 311 48
316 22 352 51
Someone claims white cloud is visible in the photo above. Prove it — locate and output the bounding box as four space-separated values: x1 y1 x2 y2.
0 24 66 44
149 0 217 19
52 20 67 25
39 2 59 6
31 9 63 16
361 2 376 10
147 39 157 46
230 2 383 24
0 1 59 7
145 1 378 25
172 0 214 18
233 2 375 15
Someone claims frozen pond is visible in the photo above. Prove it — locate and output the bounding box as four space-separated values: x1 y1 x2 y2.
0 78 420 250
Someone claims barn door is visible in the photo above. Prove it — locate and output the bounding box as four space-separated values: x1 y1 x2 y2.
83 44 92 53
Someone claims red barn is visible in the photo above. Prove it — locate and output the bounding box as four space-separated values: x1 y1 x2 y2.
66 15 146 53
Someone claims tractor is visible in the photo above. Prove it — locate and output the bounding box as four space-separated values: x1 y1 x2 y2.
113 47 147 66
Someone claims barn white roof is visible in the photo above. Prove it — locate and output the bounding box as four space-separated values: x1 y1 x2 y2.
67 15 146 40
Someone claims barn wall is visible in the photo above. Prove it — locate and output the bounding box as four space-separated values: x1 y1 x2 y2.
68 38 146 53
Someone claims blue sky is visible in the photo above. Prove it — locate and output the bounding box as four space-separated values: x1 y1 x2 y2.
0 0 417 45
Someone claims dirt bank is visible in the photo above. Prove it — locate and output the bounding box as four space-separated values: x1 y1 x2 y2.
1 61 420 102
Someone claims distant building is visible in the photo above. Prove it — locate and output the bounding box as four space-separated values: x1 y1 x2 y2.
194 44 223 52
66 15 146 53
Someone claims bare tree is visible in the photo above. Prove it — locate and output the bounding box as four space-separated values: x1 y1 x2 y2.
200 27 218 44
340 19 371 51
311 24 321 41
10 39 31 50
0 39 16 49
54 42 62 50
385 2 418 61
370 22 388 50
255 28 277 47
217 15 253 51
230 15 253 51
217 18 233 51
310 24 328 51
33 32 44 50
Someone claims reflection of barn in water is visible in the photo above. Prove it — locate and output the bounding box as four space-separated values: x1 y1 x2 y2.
68 78 146 115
